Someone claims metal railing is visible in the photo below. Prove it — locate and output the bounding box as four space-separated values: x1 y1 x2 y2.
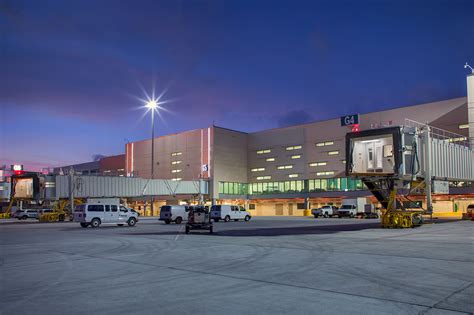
404 119 471 148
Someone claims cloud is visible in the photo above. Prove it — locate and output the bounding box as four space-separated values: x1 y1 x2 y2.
277 109 314 128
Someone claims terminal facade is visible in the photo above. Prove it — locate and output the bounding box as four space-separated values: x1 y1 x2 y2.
121 97 472 217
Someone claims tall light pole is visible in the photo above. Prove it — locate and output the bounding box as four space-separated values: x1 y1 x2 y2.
146 100 158 216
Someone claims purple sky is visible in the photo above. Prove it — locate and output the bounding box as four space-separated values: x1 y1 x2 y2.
1 0 473 171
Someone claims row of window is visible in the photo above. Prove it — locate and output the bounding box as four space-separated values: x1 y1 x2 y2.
256 148 339 156
255 141 339 155
219 178 366 195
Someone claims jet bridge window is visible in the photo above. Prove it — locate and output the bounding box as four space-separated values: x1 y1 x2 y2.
349 134 395 175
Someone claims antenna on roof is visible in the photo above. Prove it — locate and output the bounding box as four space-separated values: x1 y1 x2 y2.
465 62 474 74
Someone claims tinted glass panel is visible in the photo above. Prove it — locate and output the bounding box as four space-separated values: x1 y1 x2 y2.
88 205 104 212
105 205 110 212
111 205 118 212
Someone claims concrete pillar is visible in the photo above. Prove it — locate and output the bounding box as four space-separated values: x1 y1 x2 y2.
467 74 474 147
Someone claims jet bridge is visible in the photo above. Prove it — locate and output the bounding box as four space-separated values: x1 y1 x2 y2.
346 120 474 228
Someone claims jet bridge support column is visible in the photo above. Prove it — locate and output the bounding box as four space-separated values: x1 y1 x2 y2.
422 127 433 217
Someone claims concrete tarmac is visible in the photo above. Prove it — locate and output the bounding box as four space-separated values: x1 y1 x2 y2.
1 217 473 315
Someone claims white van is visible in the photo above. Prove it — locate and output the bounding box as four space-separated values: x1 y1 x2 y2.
210 205 251 222
74 200 138 228
159 205 188 224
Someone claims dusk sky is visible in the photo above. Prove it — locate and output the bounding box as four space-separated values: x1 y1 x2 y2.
1 0 473 170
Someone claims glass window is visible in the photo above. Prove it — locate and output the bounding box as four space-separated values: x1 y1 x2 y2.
328 151 339 155
289 174 298 178
111 205 118 212
120 206 128 212
291 155 301 159
327 178 339 191
88 205 104 212
316 141 334 147
219 182 224 194
284 181 290 192
171 161 182 165
290 181 296 192
266 157 275 162
340 178 348 191
171 152 182 156
320 179 327 191
251 168 265 172
296 180 303 192
105 205 110 212
286 145 302 151
257 149 271 154
309 162 327 167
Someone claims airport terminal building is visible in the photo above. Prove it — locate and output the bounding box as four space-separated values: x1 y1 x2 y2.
122 97 473 217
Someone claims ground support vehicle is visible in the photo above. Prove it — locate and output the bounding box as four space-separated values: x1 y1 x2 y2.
74 198 138 228
159 205 188 224
461 204 474 220
210 205 251 222
185 206 213 234
311 208 323 218
319 205 338 218
337 198 368 218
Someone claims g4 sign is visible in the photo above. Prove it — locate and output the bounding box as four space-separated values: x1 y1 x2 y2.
340 114 359 127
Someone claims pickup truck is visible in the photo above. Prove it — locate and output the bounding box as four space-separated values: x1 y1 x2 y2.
314 205 338 218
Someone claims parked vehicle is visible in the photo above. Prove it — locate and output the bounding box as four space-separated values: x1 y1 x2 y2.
311 208 323 218
185 205 213 234
14 209 38 220
210 205 251 222
337 198 368 218
462 204 474 220
320 205 338 218
159 205 188 224
74 198 138 228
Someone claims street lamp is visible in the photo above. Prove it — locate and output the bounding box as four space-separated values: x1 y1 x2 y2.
146 100 158 216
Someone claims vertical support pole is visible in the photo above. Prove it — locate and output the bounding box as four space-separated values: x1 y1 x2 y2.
69 167 74 219
199 176 203 205
150 110 155 217
423 127 433 217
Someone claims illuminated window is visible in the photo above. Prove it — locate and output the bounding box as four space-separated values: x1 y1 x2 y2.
316 141 334 147
288 174 298 178
256 176 271 180
291 155 301 159
277 165 293 170
171 152 182 156
257 149 271 154
171 161 182 165
309 162 327 167
117 168 125 171
316 171 335 176
341 160 346 164
266 157 275 162
286 145 302 151
328 151 339 155
459 124 469 129
171 169 182 173
445 137 467 143
251 167 265 172
171 178 182 181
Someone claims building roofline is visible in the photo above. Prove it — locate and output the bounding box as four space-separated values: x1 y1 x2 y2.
250 97 467 134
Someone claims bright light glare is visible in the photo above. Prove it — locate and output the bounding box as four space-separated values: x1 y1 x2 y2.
146 100 158 109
